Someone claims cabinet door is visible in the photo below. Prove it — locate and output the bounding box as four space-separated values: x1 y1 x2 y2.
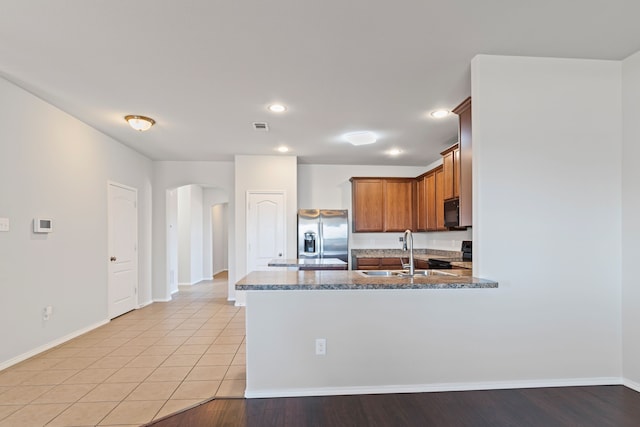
352 179 384 232
415 259 429 269
415 176 427 231
426 172 437 231
443 150 455 200
454 97 472 227
383 179 414 232
355 258 381 270
435 168 446 230
453 147 460 199
381 257 403 269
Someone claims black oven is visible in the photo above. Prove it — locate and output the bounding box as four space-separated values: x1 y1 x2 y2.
444 198 459 228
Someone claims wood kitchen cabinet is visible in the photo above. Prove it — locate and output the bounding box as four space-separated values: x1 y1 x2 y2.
383 178 415 232
350 177 415 232
435 167 446 230
355 258 382 270
441 143 460 201
351 178 384 232
414 259 430 269
381 257 404 269
452 97 472 227
416 175 427 231
354 257 404 270
415 166 446 232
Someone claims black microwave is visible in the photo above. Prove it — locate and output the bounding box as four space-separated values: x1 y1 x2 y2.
444 198 459 228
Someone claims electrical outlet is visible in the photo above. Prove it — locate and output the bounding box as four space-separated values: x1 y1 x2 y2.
43 305 53 321
399 236 404 242
315 338 326 355
0 217 9 232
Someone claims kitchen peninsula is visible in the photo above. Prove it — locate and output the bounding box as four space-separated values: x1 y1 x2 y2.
236 270 497 398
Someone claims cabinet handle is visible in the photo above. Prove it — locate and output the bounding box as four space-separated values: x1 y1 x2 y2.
110 256 117 262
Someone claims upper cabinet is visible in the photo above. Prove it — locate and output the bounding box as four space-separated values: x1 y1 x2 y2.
452 97 472 227
416 166 445 232
351 177 415 232
350 178 384 232
350 97 472 233
441 143 460 201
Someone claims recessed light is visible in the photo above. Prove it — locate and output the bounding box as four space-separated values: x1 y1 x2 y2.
268 104 287 113
430 110 450 119
124 115 155 131
277 146 289 153
387 148 402 156
344 131 377 146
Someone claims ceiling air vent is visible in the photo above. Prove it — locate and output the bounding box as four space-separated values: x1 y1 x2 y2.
252 122 269 131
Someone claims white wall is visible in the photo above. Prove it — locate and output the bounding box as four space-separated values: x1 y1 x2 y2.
245 55 625 396
203 188 229 278
472 55 622 379
152 161 234 301
621 50 640 388
176 184 204 285
166 189 178 294
211 203 229 276
297 164 472 252
0 76 153 367
177 186 192 284
190 185 204 283
235 155 297 304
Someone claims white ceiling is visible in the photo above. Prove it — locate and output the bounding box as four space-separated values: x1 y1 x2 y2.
2 1 640 166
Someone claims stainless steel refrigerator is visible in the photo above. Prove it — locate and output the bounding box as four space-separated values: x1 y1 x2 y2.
298 209 348 262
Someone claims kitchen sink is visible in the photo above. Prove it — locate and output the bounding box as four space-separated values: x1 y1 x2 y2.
359 270 456 277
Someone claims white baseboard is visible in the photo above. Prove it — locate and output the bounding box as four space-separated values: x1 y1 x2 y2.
623 378 640 392
138 300 153 308
0 319 110 371
244 377 623 399
178 282 192 286
154 297 172 302
170 288 179 295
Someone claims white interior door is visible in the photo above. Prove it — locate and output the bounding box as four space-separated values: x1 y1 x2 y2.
247 192 285 273
108 182 138 318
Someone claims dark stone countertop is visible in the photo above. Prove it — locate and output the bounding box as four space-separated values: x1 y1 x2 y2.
235 270 496 291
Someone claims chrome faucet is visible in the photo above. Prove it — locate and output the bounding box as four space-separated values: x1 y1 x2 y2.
402 229 415 276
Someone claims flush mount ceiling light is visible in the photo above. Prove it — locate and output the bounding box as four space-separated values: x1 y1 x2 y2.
125 115 155 131
344 131 377 146
430 109 450 119
268 104 287 113
277 146 289 153
387 148 403 156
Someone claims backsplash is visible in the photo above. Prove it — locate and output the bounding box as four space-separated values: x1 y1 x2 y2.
350 228 472 251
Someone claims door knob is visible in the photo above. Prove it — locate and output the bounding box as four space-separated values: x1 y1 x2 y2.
110 256 117 262
278 253 283 257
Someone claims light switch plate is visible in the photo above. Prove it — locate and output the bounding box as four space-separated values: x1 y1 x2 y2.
0 217 9 232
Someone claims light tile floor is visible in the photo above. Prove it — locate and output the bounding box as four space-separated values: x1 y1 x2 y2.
0 274 246 426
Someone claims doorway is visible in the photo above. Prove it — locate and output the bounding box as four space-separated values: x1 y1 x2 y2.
246 191 286 273
167 185 230 295
211 203 229 277
107 182 138 318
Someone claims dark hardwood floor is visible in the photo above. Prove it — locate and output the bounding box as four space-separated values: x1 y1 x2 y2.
146 385 640 426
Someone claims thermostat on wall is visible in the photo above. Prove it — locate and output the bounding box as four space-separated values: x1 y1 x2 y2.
34 218 53 233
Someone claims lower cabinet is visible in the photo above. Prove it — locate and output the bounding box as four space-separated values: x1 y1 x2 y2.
414 259 429 269
355 258 383 270
354 257 404 270
355 257 433 270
